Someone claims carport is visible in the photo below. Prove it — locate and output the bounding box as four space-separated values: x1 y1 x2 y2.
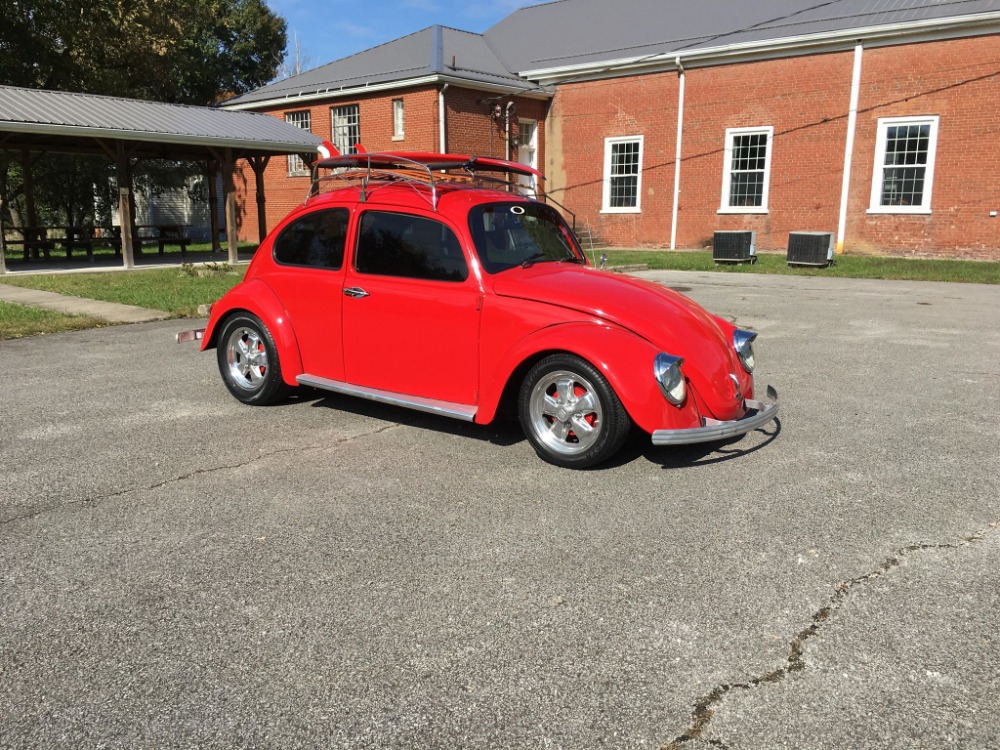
0 85 321 274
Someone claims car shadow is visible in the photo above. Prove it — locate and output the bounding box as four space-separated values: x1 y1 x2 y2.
643 418 782 469
302 389 526 447
297 388 781 468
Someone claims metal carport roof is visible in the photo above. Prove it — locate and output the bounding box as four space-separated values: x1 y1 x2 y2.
0 86 322 272
0 85 321 159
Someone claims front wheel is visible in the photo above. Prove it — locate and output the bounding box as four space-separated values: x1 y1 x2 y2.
216 313 291 405
519 354 632 469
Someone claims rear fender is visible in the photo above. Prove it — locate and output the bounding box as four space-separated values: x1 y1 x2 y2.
476 322 703 434
201 279 303 386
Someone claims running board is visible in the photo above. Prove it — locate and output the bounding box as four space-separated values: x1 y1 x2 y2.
296 374 477 422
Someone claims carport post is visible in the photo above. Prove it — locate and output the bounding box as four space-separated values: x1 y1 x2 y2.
249 155 270 243
207 160 221 253
115 141 136 269
0 195 7 274
223 148 238 265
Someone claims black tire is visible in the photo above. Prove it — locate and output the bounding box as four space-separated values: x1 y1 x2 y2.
216 313 291 405
518 353 632 469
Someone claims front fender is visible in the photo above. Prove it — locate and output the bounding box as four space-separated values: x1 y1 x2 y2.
201 279 303 386
476 322 704 435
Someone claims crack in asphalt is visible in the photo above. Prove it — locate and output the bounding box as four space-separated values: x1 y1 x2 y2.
0 424 401 528
660 522 999 750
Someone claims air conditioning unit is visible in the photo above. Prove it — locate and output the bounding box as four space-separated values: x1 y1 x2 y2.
712 231 757 264
787 232 835 267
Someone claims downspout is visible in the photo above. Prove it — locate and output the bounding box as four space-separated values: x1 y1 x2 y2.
505 101 516 161
836 42 864 255
439 83 449 153
670 56 685 250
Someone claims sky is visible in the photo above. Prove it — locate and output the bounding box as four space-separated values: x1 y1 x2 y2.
265 0 548 73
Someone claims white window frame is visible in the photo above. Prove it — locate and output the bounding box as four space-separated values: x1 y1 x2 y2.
868 115 939 215
719 126 773 214
601 135 644 213
285 110 312 176
331 104 361 155
517 118 538 194
392 98 404 140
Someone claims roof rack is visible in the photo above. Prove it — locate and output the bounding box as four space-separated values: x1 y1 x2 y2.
306 151 543 211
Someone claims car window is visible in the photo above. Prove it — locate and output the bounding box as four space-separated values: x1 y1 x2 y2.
273 207 349 270
355 211 468 282
468 202 581 274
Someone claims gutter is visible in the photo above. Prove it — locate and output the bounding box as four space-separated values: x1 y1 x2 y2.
520 12 1000 84
221 74 553 112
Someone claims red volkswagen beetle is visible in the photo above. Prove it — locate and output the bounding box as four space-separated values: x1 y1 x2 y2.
180 150 777 468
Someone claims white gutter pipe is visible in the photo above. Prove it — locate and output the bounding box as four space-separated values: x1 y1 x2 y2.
438 83 449 153
670 56 685 250
505 101 516 161
836 42 864 254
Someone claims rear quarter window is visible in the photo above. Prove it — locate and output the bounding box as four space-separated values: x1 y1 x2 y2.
272 208 350 270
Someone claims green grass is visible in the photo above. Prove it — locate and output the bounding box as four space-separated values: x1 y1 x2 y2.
1 265 245 318
2 246 997 340
595 249 1000 284
0 300 104 340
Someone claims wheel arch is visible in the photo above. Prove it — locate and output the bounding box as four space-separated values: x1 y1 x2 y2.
201 280 304 386
475 322 681 434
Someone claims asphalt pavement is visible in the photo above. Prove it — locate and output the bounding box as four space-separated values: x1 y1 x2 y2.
1 270 998 749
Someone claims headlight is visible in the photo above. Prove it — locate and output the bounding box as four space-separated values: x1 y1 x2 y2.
733 329 757 373
654 353 686 406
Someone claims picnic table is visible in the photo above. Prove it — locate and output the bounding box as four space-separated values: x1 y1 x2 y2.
4 224 191 261
5 226 86 261
137 224 191 256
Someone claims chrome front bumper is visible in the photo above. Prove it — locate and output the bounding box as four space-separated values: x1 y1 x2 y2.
651 385 779 446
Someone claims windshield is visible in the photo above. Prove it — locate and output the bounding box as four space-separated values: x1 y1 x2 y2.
468 202 583 274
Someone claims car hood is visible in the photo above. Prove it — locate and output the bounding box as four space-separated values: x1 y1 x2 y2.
491 264 745 418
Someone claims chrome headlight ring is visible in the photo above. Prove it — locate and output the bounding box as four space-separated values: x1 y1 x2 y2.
733 329 757 373
654 353 686 406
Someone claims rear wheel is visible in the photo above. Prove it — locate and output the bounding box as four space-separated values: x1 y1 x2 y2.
216 313 290 405
519 354 632 469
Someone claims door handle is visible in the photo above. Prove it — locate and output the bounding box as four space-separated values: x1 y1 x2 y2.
343 286 370 299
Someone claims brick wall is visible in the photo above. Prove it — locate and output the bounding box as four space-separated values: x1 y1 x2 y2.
846 34 1000 259
547 34 1000 259
234 85 549 241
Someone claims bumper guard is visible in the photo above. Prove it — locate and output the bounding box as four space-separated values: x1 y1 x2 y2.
651 385 778 446
176 328 206 344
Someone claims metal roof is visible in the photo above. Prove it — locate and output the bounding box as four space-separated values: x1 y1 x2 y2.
0 86 322 158
486 0 1000 74
224 0 1000 109
224 25 539 109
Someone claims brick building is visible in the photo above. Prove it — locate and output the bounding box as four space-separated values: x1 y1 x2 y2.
223 0 1000 260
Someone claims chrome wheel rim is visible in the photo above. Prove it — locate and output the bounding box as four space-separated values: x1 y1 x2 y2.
528 369 603 457
225 327 269 392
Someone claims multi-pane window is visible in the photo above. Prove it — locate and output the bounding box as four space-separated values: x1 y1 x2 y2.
720 127 773 212
285 110 312 175
602 136 643 212
332 104 361 154
392 99 404 139
869 116 939 213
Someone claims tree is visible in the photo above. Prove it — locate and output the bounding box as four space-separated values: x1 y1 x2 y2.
276 32 314 80
0 0 288 241
0 0 287 105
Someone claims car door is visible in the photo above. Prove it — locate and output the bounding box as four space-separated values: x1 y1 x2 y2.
260 206 351 380
341 209 480 406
